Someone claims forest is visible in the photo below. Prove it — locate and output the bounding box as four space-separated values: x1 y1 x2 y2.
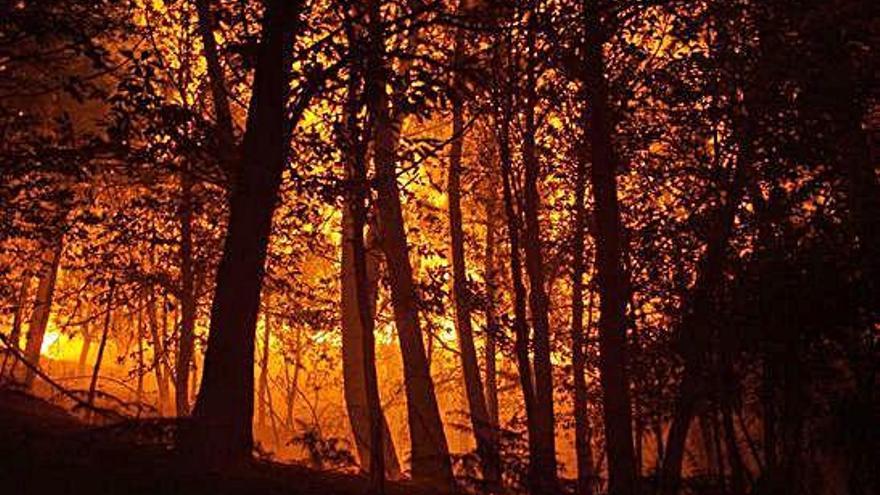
0 0 877 494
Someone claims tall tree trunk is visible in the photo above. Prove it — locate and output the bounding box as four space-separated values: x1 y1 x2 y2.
364 0 453 485
23 240 64 389
494 32 540 492
519 12 559 494
338 31 402 472
181 0 301 466
176 164 196 416
571 119 597 494
580 2 638 494
447 9 500 487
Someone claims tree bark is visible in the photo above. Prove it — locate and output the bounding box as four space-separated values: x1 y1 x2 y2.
447 9 500 487
181 0 301 466
23 240 64 389
580 2 638 494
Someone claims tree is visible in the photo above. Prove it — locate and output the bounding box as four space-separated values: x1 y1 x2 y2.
181 0 303 464
580 1 638 493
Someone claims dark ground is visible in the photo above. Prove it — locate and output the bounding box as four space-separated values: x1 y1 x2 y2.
0 388 450 495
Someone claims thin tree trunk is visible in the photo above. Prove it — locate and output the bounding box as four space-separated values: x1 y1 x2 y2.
9 275 29 351
285 325 302 431
136 307 145 406
2 275 30 378
580 2 638 494
147 289 169 415
87 281 115 415
23 240 64 389
364 0 453 484
176 163 196 416
494 32 540 492
447 7 500 486
182 0 301 466
482 185 500 431
77 323 92 377
258 308 271 430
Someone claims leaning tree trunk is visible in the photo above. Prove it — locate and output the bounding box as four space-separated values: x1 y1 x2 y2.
364 0 453 485
180 0 301 466
23 240 64 389
446 8 500 487
580 2 638 494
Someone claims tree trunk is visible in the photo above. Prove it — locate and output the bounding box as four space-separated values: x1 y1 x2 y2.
520 12 559 494
136 308 145 405
176 163 196 416
87 281 115 414
23 240 64 389
447 9 500 487
364 0 453 485
494 33 540 492
77 323 92 377
181 0 301 466
9 275 29 351
571 121 597 494
482 187 500 431
4 275 30 377
580 2 638 494
258 308 271 430
147 289 169 414
193 0 236 180
341 202 402 479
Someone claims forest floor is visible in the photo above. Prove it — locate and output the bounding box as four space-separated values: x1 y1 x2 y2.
0 387 452 495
